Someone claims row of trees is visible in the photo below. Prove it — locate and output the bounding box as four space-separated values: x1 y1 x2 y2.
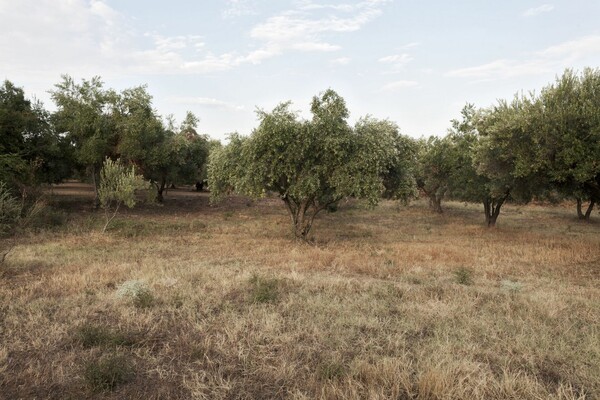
1 76 211 205
209 69 600 237
416 68 599 226
2 69 598 240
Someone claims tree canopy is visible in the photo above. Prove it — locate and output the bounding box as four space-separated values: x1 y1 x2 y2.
3 69 600 232
209 89 411 238
1 80 70 191
51 76 210 204
537 68 600 219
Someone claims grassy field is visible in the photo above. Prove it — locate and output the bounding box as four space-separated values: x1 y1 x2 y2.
1 183 599 399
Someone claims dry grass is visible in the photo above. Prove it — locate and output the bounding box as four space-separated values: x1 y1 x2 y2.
0 183 598 399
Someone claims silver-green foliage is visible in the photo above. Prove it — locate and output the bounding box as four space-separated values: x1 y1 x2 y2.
209 89 404 239
98 158 147 232
115 279 154 308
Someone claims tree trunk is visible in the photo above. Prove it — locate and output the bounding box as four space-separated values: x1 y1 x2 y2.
91 166 100 209
425 187 444 213
294 200 311 240
294 211 309 239
576 198 584 219
577 197 596 221
282 197 320 240
483 195 508 228
585 198 596 220
156 178 166 203
430 194 443 214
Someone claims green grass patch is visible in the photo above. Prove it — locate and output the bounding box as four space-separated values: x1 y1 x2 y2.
454 267 474 285
76 324 137 348
316 361 346 380
249 274 279 304
83 353 134 392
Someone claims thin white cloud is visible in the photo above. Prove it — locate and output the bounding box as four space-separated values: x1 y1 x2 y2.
0 0 130 78
168 96 246 111
248 1 389 59
522 4 554 17
0 0 391 78
381 80 419 91
399 42 420 50
446 35 600 81
222 0 259 19
379 44 419 71
379 53 413 68
297 0 391 13
145 34 205 52
537 35 600 61
331 57 351 65
446 59 548 80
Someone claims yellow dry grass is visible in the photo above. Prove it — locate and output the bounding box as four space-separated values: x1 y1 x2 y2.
0 183 598 399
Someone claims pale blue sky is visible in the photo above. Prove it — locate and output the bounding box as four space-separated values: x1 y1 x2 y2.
1 0 599 140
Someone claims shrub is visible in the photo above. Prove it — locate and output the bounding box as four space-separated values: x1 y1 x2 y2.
501 279 523 292
0 183 47 265
98 158 147 233
0 182 21 237
76 324 135 348
317 361 346 380
116 280 154 309
83 353 133 392
454 267 474 285
249 274 279 304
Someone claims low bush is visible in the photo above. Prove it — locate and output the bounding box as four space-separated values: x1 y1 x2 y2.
76 324 136 348
116 280 155 309
83 353 134 392
453 267 474 285
249 274 279 304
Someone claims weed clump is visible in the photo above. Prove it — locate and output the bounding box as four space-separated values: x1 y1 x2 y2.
249 274 279 303
454 267 474 285
501 279 523 292
116 280 154 308
83 353 133 392
76 324 135 348
317 361 346 380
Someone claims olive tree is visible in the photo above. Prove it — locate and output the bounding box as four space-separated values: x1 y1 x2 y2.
137 112 209 202
51 76 119 206
471 97 546 226
415 135 455 213
208 89 399 239
381 127 418 203
441 102 544 227
537 69 600 220
1 80 71 191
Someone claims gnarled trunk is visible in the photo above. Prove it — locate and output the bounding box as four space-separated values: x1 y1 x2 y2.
154 178 167 203
423 186 445 214
282 195 329 240
577 198 584 219
586 199 596 220
576 197 596 221
483 194 508 227
429 193 443 214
